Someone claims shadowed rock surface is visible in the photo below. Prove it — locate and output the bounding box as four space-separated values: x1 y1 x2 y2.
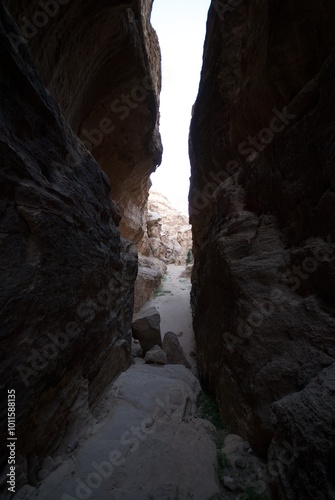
5 0 163 247
189 1 335 497
2 0 335 497
132 306 162 354
269 362 335 499
0 2 155 492
163 332 191 369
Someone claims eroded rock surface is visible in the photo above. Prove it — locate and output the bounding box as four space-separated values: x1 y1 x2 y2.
133 254 167 313
189 1 335 497
146 190 192 264
5 0 163 247
269 363 335 499
0 3 138 492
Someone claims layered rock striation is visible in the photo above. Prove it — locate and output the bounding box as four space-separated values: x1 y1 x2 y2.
147 190 192 264
133 254 167 313
190 1 335 497
0 1 160 491
5 0 162 247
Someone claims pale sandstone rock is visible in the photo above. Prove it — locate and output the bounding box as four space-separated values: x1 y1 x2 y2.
146 190 193 265
144 345 167 365
133 255 167 313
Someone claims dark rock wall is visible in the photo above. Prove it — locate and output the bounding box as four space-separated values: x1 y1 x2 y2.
0 3 137 488
5 0 162 247
190 1 335 497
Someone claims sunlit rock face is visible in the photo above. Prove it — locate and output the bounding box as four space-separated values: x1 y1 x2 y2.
189 1 335 497
0 3 139 489
147 190 192 265
5 0 162 247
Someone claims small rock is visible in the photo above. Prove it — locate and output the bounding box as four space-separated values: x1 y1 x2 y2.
163 332 191 368
243 441 251 450
223 476 236 492
132 339 143 358
37 468 50 481
223 434 244 454
177 331 183 337
235 457 247 469
180 265 193 278
145 345 167 365
189 350 197 357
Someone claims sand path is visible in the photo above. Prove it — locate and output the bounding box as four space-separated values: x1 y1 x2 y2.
142 264 197 371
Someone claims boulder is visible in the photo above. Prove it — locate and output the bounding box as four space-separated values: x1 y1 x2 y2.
132 307 162 354
180 265 193 278
144 345 167 365
133 255 167 313
163 332 191 369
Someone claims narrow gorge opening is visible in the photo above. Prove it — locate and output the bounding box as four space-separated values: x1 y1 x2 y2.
1 1 335 499
150 0 209 215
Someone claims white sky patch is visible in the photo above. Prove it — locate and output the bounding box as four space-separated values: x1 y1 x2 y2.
150 0 210 216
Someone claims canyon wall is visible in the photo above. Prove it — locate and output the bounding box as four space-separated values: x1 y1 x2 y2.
0 1 159 491
190 1 335 497
5 0 162 247
147 190 192 265
133 190 192 313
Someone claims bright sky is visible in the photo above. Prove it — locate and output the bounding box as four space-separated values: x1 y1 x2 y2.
150 0 210 216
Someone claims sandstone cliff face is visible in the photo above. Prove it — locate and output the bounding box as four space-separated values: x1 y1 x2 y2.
190 1 335 497
133 190 192 313
0 4 139 489
146 190 192 265
5 0 162 247
133 255 167 313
